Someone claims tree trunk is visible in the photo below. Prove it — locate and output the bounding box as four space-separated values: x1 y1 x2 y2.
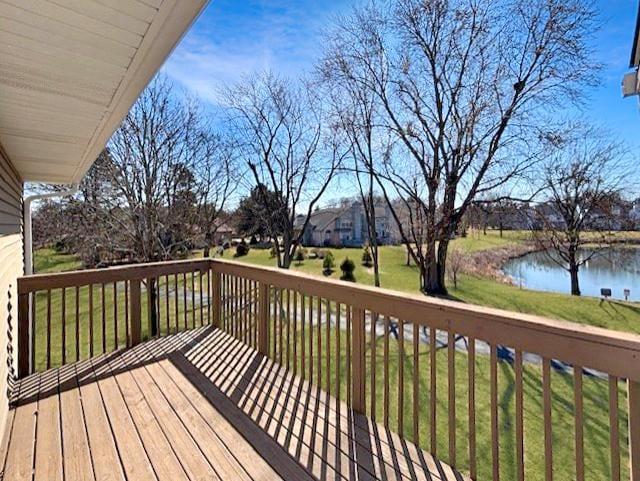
372 245 381 287
436 238 449 294
569 262 580 296
281 244 292 269
148 277 159 336
203 231 212 258
421 239 449 296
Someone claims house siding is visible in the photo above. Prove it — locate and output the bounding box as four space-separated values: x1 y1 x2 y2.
0 148 22 439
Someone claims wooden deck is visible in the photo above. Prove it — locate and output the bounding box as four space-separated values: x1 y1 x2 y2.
0 326 466 481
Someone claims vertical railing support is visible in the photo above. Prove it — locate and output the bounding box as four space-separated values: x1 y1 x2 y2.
212 270 221 328
351 306 366 414
629 379 640 481
130 279 141 347
17 291 30 378
258 282 269 355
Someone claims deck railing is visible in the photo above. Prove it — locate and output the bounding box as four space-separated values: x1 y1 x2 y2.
17 259 212 375
16 257 640 481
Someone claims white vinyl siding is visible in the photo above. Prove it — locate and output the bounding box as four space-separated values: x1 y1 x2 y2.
0 147 22 438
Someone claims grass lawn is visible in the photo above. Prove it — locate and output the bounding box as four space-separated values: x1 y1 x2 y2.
34 247 82 273
242 299 628 481
30 232 636 481
224 230 640 335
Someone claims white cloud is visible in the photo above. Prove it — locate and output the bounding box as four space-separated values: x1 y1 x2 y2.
162 1 337 106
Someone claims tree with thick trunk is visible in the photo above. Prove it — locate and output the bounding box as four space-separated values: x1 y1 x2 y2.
321 0 598 295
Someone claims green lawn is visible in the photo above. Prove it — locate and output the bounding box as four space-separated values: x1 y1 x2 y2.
34 231 640 338
234 297 628 481
34 247 82 273
30 234 636 481
225 232 640 336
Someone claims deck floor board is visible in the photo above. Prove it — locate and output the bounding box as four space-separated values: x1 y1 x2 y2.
2 326 467 481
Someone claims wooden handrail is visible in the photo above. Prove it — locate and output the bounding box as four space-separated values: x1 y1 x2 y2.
16 256 640 380
210 258 640 382
210 257 640 480
17 258 213 377
17 259 211 293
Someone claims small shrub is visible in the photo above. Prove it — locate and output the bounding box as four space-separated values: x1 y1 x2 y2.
249 235 258 245
53 239 68 253
295 248 306 265
340 257 356 282
235 241 250 257
361 246 373 267
322 253 335 275
269 246 277 258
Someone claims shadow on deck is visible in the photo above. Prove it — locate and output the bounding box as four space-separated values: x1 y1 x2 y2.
1 326 467 481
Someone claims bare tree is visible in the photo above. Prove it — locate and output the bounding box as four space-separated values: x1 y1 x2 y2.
532 127 631 296
320 66 388 286
105 77 209 264
321 0 598 294
224 72 346 268
447 246 467 289
195 134 237 257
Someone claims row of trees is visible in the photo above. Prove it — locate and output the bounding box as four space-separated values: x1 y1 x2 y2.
35 0 631 299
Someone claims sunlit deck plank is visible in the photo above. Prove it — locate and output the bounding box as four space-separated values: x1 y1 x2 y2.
117 349 221 481
140 356 274 481
103 354 189 481
74 361 125 481
90 356 157 481
34 369 63 481
58 363 94 481
3 375 39 480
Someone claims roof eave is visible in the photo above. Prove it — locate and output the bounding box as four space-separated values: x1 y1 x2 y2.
631 2 640 68
70 0 208 184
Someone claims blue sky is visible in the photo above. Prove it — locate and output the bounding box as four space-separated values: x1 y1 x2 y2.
163 0 640 166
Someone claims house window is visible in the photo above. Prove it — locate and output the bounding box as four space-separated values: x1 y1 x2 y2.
338 218 352 229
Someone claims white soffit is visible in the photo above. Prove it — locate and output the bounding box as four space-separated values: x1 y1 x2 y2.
0 0 207 184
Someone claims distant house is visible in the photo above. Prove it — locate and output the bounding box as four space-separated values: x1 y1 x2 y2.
296 200 399 247
212 222 235 245
531 203 566 230
630 199 640 229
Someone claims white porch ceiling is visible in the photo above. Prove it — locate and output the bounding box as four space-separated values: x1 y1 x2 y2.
0 0 207 184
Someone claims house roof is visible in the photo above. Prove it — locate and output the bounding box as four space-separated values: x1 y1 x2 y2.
0 0 207 184
304 207 350 232
632 2 640 67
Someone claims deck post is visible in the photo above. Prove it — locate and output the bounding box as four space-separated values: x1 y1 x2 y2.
212 270 221 328
17 291 30 378
629 380 640 481
258 282 269 355
130 279 141 347
351 306 366 414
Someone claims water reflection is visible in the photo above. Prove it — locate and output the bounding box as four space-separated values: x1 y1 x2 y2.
503 247 640 301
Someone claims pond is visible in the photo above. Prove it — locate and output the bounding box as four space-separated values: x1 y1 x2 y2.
502 247 640 301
